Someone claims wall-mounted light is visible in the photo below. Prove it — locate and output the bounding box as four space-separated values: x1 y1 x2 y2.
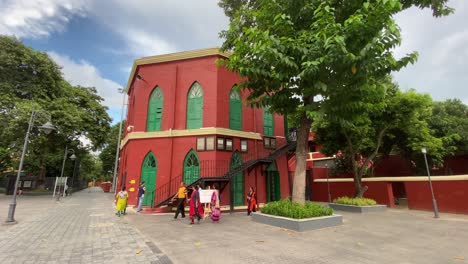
136 74 144 81
127 125 134 132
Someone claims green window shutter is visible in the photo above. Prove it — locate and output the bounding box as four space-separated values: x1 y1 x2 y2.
141 152 157 206
183 150 200 184
263 107 274 136
229 89 242 130
187 82 203 129
147 87 163 131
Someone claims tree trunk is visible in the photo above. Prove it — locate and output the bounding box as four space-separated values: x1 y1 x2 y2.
292 113 312 205
352 127 387 198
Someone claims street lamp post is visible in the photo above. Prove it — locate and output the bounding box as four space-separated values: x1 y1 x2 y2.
111 88 126 193
421 147 440 218
56 147 75 201
69 158 78 195
325 164 331 203
5 108 55 224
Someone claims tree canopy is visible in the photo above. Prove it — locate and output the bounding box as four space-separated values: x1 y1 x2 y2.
218 0 452 203
0 36 111 181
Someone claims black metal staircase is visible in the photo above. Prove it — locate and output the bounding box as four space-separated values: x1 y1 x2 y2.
153 141 297 208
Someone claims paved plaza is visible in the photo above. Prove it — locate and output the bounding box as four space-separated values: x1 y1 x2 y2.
1 188 468 264
0 188 171 264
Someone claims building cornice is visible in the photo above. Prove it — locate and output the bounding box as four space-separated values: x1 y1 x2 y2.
121 127 262 148
125 47 231 92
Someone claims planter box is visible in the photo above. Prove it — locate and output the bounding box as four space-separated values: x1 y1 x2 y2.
328 203 387 213
251 212 342 232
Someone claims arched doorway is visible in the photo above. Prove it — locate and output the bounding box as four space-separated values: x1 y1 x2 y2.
141 152 157 206
266 161 280 202
230 151 244 206
183 150 200 184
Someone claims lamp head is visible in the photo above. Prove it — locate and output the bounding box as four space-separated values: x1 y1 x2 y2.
421 147 427 154
69 154 76 161
38 121 56 135
136 74 143 80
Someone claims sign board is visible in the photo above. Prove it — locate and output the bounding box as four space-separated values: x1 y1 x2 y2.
199 190 214 203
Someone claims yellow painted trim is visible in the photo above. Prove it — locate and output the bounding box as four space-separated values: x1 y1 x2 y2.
121 127 262 148
125 47 231 92
311 156 336 161
314 175 468 182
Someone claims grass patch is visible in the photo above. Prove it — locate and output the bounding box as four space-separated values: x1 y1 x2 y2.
261 199 333 219
333 196 377 206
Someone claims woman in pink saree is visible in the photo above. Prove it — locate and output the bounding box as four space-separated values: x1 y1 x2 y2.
189 185 204 224
210 184 221 222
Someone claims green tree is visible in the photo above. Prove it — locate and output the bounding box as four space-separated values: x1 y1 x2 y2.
314 79 441 196
0 36 111 182
99 122 124 176
429 99 468 155
219 0 451 204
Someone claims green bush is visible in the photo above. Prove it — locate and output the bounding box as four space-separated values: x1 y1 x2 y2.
333 196 377 206
261 199 333 219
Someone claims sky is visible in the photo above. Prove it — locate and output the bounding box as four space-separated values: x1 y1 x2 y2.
0 0 467 124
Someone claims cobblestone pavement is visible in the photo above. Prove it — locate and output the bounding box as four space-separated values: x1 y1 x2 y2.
126 206 468 264
0 188 171 264
2 189 468 264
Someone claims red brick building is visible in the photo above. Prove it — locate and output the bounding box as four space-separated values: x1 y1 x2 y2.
116 48 295 210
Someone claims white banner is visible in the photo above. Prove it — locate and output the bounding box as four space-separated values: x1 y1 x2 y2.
199 190 214 203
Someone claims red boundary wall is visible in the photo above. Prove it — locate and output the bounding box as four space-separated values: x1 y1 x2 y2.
312 181 395 207
405 181 468 214
311 176 468 214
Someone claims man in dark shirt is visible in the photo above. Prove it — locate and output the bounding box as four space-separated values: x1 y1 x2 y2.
137 181 146 212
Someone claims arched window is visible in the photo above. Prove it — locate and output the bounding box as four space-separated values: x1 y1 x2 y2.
183 150 200 184
147 86 163 131
263 106 274 136
186 82 203 129
229 88 242 130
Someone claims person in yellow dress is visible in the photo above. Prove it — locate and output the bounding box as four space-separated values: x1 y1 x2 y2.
116 186 128 217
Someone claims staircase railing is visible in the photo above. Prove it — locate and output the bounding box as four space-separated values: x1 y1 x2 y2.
153 137 295 207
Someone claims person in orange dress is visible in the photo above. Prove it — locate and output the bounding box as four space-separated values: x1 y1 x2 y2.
246 187 257 216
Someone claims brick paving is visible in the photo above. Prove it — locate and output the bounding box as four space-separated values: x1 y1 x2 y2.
126 205 468 264
2 188 468 264
0 187 171 264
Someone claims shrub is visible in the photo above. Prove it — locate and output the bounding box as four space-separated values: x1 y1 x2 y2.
261 199 333 219
333 196 377 206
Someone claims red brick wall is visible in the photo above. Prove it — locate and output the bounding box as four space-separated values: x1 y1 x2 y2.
405 180 468 214
311 181 395 207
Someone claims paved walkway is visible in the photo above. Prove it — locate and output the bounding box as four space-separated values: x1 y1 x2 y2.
2 189 468 264
126 205 468 264
0 188 171 264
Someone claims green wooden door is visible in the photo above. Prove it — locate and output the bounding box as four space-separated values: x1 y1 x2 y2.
183 150 200 185
229 89 242 130
266 162 280 202
263 106 274 136
230 151 244 206
187 82 203 129
147 87 163 131
141 152 157 206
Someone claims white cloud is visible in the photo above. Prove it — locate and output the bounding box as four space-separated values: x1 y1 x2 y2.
393 0 468 105
47 51 123 109
87 0 228 57
0 0 90 38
